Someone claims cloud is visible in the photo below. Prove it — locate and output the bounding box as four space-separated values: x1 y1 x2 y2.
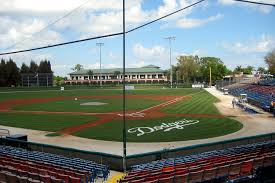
0 0 208 44
133 43 166 58
0 16 62 51
218 0 274 14
222 34 275 54
175 13 223 28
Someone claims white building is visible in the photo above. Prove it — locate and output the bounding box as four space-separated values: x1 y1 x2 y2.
66 65 168 84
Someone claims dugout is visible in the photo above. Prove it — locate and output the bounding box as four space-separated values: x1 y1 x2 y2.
21 73 53 87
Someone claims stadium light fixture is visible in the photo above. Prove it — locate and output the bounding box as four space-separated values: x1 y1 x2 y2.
96 43 104 87
164 36 176 88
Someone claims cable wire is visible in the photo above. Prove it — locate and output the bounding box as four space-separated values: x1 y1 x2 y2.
0 32 123 56
126 0 206 33
233 0 275 6
0 0 273 56
0 0 205 56
2 0 92 52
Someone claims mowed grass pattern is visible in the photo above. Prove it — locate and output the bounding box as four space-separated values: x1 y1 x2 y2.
74 116 243 142
12 98 161 113
0 88 243 142
161 90 219 114
0 113 97 131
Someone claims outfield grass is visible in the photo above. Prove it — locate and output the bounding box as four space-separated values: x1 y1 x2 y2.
0 88 243 142
74 116 243 142
0 113 97 131
161 90 220 114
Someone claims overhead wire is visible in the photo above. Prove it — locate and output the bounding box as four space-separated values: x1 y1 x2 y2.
2 0 92 52
233 0 275 7
0 0 274 56
126 0 206 33
0 0 205 56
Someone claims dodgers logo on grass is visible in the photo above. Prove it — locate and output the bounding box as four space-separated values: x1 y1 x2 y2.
128 119 199 137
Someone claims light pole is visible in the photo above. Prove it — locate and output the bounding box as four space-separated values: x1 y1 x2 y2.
96 43 104 87
209 66 212 87
164 36 176 88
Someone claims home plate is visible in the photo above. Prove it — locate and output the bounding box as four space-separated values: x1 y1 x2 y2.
80 102 108 106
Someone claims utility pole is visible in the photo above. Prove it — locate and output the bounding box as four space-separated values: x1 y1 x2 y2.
164 37 176 88
96 43 104 87
209 66 212 87
122 0 127 172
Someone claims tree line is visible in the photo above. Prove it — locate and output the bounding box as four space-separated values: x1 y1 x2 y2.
0 58 52 87
168 49 275 85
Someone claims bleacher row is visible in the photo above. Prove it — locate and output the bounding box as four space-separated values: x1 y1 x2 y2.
0 145 109 183
120 141 275 183
258 79 275 86
228 83 275 109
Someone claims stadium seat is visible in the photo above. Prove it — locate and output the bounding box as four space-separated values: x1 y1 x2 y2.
158 176 174 183
0 171 6 183
188 169 204 183
240 159 253 176
174 173 188 183
202 167 217 181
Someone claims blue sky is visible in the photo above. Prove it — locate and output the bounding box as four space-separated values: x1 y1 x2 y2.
0 0 274 76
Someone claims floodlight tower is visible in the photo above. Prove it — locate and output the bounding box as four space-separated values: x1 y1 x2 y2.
164 36 176 88
96 42 104 87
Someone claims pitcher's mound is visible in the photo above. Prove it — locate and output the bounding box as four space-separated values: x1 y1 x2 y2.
80 102 108 106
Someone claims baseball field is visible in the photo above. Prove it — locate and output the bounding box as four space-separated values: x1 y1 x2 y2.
0 87 243 142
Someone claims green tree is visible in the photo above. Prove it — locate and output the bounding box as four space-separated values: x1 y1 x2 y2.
0 59 7 86
72 64 83 71
225 68 233 75
53 76 65 86
113 70 120 79
5 58 20 86
38 60 52 73
234 65 243 73
243 66 254 74
257 67 268 74
20 63 30 73
87 70 93 80
176 55 200 83
234 65 254 74
29 61 38 73
265 49 275 74
200 57 227 84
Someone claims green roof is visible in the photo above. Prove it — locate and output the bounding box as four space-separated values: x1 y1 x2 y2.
69 65 165 75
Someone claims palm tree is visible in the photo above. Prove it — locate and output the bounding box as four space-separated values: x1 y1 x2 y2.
113 71 120 84
87 70 93 80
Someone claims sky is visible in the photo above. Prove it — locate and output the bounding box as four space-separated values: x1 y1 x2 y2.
0 0 274 76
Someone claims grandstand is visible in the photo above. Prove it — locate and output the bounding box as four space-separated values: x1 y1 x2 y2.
0 145 109 182
225 79 275 111
120 140 275 183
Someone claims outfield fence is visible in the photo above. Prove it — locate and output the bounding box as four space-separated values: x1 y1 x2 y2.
0 132 274 171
